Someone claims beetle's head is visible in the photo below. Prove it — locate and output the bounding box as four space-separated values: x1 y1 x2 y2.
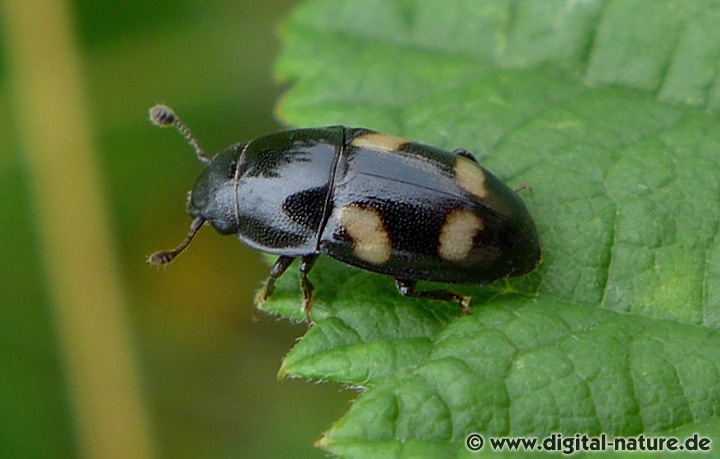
146 104 239 266
187 147 241 235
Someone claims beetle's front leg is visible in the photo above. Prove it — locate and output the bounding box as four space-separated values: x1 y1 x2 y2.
299 254 319 319
394 278 472 313
255 255 296 310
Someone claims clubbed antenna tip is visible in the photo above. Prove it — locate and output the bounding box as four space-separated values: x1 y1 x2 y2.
149 104 177 127
148 104 212 165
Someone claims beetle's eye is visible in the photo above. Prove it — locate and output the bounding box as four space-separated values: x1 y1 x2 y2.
227 159 238 178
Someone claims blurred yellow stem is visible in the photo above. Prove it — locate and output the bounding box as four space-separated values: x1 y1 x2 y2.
1 1 155 458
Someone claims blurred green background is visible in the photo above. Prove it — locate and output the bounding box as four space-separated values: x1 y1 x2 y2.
0 0 354 457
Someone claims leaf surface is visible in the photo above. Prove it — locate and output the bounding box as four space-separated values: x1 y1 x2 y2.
265 0 720 456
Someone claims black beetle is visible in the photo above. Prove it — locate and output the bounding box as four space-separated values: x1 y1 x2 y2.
148 105 540 317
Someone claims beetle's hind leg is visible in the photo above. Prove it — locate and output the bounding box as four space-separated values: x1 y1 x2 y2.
299 254 319 319
255 255 295 311
394 279 472 313
453 148 478 163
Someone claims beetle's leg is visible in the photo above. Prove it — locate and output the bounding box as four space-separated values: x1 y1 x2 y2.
255 255 296 310
394 279 472 313
299 254 319 319
453 148 478 163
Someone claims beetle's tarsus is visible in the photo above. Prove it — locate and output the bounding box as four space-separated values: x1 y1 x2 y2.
254 283 274 308
299 255 318 321
459 295 472 313
301 283 314 315
395 278 472 313
147 216 205 266
302 294 313 321
254 255 295 310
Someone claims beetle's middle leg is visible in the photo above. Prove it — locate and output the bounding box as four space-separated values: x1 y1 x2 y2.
299 254 319 318
255 255 296 309
394 279 472 313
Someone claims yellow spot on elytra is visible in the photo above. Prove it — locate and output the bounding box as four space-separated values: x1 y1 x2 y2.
340 205 392 264
438 209 484 262
350 132 407 152
454 156 488 199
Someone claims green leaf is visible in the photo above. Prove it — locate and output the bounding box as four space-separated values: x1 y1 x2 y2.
266 0 720 456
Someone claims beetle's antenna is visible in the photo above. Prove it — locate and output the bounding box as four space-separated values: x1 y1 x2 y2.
149 104 212 166
147 217 206 265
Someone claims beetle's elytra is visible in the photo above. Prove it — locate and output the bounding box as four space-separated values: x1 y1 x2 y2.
148 105 541 317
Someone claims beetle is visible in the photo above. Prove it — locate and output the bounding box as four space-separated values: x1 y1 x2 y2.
147 104 541 317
